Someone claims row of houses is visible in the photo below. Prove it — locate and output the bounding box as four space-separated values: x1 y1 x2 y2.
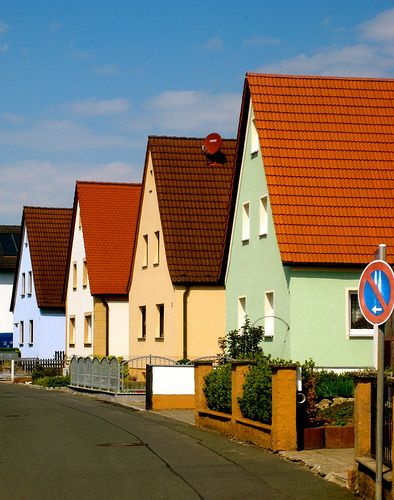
3 72 394 369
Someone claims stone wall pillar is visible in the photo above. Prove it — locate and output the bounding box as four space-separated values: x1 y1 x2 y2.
271 365 297 452
231 361 253 421
194 361 213 424
353 376 373 457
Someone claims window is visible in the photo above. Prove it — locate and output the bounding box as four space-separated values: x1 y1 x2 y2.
242 202 250 242
72 262 77 290
21 272 26 296
69 317 76 347
259 196 268 236
84 314 92 346
238 297 247 331
348 290 373 337
142 235 148 268
27 271 32 295
28 320 33 344
156 304 164 338
83 260 88 288
19 321 24 345
139 306 146 339
251 118 259 156
153 231 160 265
264 291 274 337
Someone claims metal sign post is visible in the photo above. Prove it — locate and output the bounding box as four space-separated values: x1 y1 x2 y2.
358 244 394 500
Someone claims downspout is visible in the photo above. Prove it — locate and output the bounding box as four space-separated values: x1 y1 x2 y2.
183 285 191 361
102 298 109 357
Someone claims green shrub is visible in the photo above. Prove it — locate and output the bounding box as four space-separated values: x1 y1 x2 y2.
203 364 231 414
218 316 264 359
35 375 70 388
238 354 273 424
32 366 61 382
316 402 354 426
315 371 354 400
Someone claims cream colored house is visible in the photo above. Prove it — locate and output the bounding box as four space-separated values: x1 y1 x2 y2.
65 181 141 358
129 136 236 361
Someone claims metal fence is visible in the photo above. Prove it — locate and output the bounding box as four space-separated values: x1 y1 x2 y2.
69 355 180 394
371 382 393 468
0 352 65 380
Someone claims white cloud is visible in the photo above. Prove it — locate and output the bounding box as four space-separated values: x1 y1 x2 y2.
69 98 131 117
0 159 141 223
258 43 391 77
144 90 239 135
359 8 394 42
257 8 394 78
0 22 9 35
0 119 132 151
95 64 120 76
244 35 280 47
199 36 224 51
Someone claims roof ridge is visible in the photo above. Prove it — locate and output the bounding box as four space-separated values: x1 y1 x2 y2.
76 180 142 187
247 72 394 83
148 135 236 141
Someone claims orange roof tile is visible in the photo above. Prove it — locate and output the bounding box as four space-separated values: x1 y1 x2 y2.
246 73 394 265
148 136 237 283
76 181 142 295
13 207 73 309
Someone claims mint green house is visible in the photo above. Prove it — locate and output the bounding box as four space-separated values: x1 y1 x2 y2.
225 73 394 369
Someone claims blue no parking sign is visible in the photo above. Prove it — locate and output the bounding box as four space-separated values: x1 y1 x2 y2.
358 260 394 325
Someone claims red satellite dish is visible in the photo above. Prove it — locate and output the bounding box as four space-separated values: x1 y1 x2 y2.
203 133 222 155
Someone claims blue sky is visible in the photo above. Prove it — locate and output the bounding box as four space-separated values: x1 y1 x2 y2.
1 0 394 223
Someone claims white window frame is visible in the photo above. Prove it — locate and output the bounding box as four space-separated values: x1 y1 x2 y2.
241 202 250 242
27 271 32 295
28 320 33 345
346 288 374 338
238 296 247 331
69 316 76 347
259 195 268 237
84 313 92 346
83 260 88 288
251 118 259 156
156 303 165 339
142 235 148 268
264 291 275 337
21 272 26 296
153 231 160 266
139 306 147 339
19 321 24 345
72 262 77 290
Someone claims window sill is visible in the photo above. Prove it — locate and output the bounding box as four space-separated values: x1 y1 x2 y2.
69 344 75 348
84 343 92 348
28 343 33 347
250 151 258 159
19 344 23 347
264 333 274 339
137 337 146 342
349 330 374 338
153 262 159 267
142 265 148 270
155 337 164 342
242 239 249 246
259 233 268 239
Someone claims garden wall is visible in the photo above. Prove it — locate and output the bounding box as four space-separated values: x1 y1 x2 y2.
146 365 195 410
194 361 297 452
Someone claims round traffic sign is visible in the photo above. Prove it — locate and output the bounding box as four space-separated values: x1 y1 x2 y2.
358 260 394 325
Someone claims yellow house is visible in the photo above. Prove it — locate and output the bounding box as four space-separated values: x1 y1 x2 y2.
129 135 237 361
65 181 141 359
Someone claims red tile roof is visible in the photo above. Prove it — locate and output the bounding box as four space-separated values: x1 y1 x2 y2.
246 73 394 265
0 225 20 271
75 181 142 295
148 136 237 283
12 207 72 310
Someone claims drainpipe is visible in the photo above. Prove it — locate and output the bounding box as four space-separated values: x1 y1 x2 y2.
102 298 109 357
183 285 191 361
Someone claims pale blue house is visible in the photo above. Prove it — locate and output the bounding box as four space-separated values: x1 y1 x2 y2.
10 207 72 358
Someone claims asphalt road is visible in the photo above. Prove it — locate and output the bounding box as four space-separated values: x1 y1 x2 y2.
0 383 354 500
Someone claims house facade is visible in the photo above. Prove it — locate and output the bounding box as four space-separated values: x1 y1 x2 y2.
10 207 72 358
226 74 394 369
0 226 20 347
129 136 237 361
65 181 141 359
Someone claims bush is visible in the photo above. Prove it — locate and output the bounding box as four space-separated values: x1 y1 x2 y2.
203 364 231 414
316 402 354 426
32 366 61 382
238 354 273 423
218 316 264 359
315 371 354 400
35 375 70 388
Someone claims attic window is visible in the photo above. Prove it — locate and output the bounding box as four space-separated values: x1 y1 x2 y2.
142 235 148 268
83 260 88 288
27 271 32 295
259 195 268 237
251 118 259 157
242 202 250 242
